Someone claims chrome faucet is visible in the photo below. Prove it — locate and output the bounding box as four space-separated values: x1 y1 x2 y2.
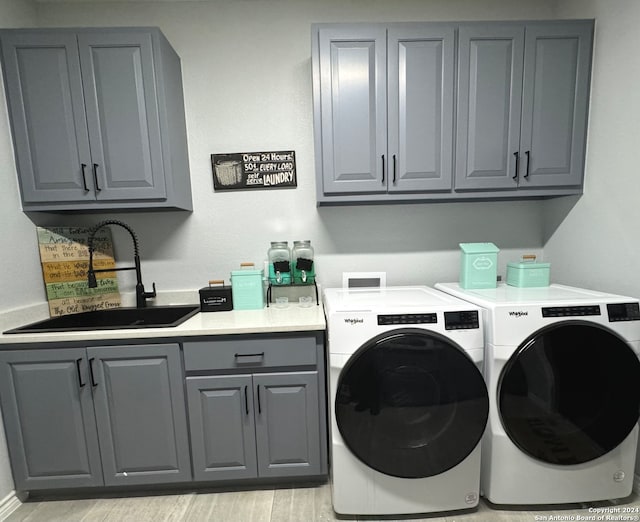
86 220 157 308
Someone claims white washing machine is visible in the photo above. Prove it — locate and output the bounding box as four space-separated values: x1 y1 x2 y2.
435 282 640 505
323 286 489 516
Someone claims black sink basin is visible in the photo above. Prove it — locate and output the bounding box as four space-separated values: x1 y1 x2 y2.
3 305 200 334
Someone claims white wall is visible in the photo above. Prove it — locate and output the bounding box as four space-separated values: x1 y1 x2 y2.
0 0 42 312
0 0 38 503
17 0 557 302
540 0 640 477
10 0 630 502
543 0 640 299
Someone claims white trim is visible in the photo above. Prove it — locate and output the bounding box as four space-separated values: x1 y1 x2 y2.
0 491 21 521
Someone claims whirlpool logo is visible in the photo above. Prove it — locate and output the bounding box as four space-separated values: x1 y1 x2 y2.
344 318 364 325
508 311 529 318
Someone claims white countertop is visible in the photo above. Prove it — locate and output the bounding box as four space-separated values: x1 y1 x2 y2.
0 303 326 345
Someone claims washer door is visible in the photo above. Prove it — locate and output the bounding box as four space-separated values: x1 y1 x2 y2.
335 328 489 479
499 321 640 465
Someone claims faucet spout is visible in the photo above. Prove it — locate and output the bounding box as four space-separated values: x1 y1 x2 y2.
87 220 157 308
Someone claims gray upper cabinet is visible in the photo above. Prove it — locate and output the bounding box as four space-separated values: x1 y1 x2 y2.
455 24 524 190
519 22 592 188
313 23 455 203
455 20 593 192
0 343 191 492
313 20 593 205
316 25 387 195
0 27 192 212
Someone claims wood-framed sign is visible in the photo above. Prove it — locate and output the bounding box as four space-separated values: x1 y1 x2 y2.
211 150 297 191
36 227 121 317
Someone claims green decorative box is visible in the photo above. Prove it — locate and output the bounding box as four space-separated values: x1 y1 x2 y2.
507 261 551 288
231 264 265 310
459 243 499 289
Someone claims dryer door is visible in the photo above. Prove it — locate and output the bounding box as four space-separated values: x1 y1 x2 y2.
499 321 640 465
335 328 489 478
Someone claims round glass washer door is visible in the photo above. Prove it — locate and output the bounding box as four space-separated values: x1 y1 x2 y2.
335 328 489 479
499 321 640 465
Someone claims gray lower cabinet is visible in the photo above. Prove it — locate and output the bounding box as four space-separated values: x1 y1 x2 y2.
184 333 327 483
0 343 191 491
455 21 593 192
313 23 455 203
0 27 192 212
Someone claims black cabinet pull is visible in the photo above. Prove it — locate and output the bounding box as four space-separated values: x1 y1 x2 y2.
234 352 264 358
257 385 262 414
76 358 85 388
80 164 89 192
513 151 520 180
244 385 249 415
92 164 101 192
381 155 385 184
524 150 531 179
392 154 397 183
89 358 97 387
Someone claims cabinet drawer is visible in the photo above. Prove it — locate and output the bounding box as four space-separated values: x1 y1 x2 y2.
183 335 317 371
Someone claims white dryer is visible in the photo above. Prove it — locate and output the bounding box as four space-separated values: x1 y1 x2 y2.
323 286 489 516
435 282 640 505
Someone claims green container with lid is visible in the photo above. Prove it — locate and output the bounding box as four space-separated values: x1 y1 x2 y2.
506 257 551 287
231 263 265 310
459 242 499 289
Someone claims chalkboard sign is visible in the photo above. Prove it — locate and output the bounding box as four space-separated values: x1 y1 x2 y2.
211 151 297 191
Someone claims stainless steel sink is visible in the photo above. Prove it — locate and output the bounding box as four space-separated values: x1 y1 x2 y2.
3 305 200 334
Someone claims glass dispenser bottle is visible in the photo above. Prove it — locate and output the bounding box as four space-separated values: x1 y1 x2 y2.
292 240 315 284
268 241 291 285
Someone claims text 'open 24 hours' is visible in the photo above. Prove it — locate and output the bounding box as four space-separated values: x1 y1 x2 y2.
211 151 297 191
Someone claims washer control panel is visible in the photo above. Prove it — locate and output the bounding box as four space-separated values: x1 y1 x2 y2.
542 305 601 317
607 303 640 322
377 313 437 325
444 310 479 330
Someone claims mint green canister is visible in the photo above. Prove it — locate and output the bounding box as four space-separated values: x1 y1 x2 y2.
506 260 551 288
231 263 265 310
459 243 499 289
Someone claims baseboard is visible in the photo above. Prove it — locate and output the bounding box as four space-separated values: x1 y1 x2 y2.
0 491 21 521
634 473 640 495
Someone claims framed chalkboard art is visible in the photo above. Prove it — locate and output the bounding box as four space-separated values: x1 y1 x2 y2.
211 150 297 191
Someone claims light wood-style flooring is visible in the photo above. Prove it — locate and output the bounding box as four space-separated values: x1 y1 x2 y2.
4 482 640 522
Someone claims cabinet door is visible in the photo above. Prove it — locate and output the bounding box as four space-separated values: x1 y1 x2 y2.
78 31 167 202
0 32 95 203
186 375 258 481
88 343 190 486
0 349 102 490
317 26 387 194
518 22 593 188
456 24 524 190
387 24 455 192
254 371 322 478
